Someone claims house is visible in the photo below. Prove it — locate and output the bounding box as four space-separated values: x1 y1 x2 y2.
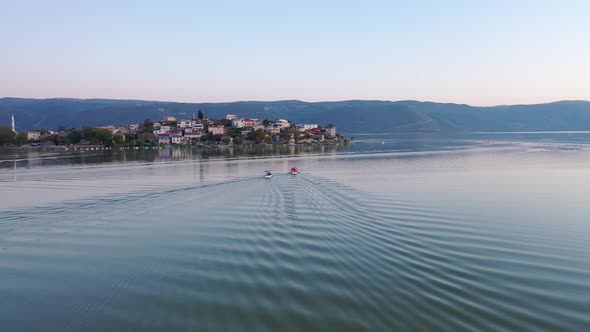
226 114 238 120
309 128 321 135
299 124 318 130
27 131 41 141
232 118 245 128
208 126 226 135
158 134 171 145
162 116 176 123
171 135 183 144
154 125 172 135
114 126 128 134
242 119 259 127
325 125 336 137
265 126 280 135
275 119 290 129
178 119 191 128
158 133 184 145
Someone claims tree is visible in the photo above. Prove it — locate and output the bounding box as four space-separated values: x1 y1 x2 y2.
200 132 213 142
143 119 154 133
254 129 266 143
280 128 295 142
15 132 28 146
222 137 232 145
41 134 58 145
198 110 204 120
228 127 241 137
57 135 69 145
262 119 271 126
113 133 125 145
220 119 232 127
95 128 113 146
0 126 16 145
68 129 83 144
233 136 244 145
83 126 96 141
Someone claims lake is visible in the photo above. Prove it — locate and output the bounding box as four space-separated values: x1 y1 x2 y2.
1 133 589 331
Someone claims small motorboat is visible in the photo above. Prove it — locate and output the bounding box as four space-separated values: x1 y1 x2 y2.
290 167 299 175
264 170 273 178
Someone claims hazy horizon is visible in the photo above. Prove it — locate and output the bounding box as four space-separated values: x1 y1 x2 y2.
2 0 589 106
2 95 590 108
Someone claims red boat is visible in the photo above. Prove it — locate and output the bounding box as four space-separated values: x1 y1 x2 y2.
290 167 299 175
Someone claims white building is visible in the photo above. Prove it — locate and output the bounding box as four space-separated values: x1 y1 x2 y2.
326 125 336 137
27 131 41 141
232 118 245 128
178 119 191 129
171 135 183 144
299 124 318 130
226 114 238 120
275 119 290 129
208 126 226 135
158 135 171 145
265 126 280 135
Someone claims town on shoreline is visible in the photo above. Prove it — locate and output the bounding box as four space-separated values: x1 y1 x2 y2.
1 111 351 149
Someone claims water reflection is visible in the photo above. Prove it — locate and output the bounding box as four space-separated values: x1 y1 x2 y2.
0 144 352 170
1 135 590 331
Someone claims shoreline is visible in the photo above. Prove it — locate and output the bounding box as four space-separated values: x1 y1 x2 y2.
0 140 352 152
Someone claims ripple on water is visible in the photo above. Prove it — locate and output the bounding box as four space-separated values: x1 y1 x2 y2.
1 171 589 331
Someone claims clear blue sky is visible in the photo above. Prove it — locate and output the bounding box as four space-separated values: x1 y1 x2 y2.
1 0 589 105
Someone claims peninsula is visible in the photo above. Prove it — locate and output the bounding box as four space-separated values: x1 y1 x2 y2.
0 111 346 148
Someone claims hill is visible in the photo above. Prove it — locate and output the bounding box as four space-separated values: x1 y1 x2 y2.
2 97 590 133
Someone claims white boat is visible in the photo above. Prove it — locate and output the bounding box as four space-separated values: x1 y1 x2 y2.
264 170 273 178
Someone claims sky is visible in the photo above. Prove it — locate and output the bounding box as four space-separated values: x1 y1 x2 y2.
1 0 589 106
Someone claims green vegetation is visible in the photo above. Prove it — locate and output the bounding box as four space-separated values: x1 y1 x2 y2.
143 119 154 133
0 125 16 145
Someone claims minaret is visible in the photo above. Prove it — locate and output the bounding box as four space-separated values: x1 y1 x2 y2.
11 113 16 134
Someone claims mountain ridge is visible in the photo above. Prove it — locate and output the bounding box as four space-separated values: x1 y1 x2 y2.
1 97 590 133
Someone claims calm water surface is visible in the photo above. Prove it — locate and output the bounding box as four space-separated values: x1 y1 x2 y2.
1 134 589 331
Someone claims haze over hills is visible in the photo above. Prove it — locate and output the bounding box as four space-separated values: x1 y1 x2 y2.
2 97 590 133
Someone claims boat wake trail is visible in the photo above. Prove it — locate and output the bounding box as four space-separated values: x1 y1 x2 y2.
1 174 588 331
